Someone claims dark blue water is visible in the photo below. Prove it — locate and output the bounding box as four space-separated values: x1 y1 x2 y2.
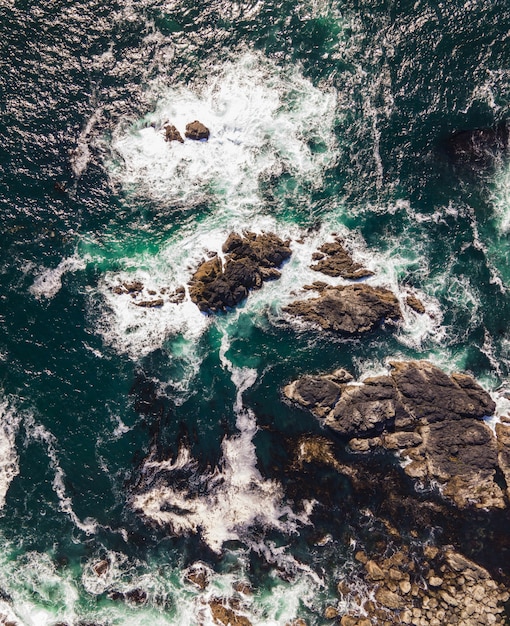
1 0 510 623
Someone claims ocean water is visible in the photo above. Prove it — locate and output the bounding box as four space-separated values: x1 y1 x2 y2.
1 0 510 623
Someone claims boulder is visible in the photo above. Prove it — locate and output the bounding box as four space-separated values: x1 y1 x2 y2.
209 599 252 626
185 120 210 141
310 238 374 279
284 283 402 335
164 124 184 143
405 294 425 314
189 232 291 312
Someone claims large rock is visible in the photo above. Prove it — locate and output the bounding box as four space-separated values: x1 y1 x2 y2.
185 120 210 141
284 283 402 335
189 232 291 312
284 361 505 509
310 238 374 279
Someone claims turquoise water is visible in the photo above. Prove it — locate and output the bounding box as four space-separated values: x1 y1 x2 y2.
1 0 510 623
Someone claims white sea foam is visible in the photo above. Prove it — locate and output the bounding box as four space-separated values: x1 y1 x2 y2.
108 51 337 213
0 398 21 511
25 416 98 535
30 253 86 300
133 330 310 555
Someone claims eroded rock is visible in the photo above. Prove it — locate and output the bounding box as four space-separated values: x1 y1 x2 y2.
164 123 184 143
285 361 504 509
189 232 291 312
284 283 402 335
310 238 374 279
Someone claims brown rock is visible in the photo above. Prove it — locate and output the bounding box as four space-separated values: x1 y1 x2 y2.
209 599 251 626
189 232 291 312
310 238 374 279
406 294 426 314
185 120 210 140
284 283 402 336
185 563 210 590
92 560 109 577
340 616 358 626
374 587 403 609
164 123 184 143
365 560 385 581
135 299 164 308
324 606 338 619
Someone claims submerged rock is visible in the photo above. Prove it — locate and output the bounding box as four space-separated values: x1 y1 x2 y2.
284 283 402 335
285 361 505 509
445 122 509 166
310 238 374 279
185 120 210 141
189 231 291 312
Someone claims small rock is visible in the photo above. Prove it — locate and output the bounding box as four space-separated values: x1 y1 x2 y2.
324 606 338 619
164 123 184 143
365 560 385 581
185 120 210 141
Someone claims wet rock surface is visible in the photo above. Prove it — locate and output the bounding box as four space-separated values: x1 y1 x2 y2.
284 283 402 335
285 361 506 509
310 238 374 279
334 544 509 625
209 598 252 626
185 120 210 140
164 123 184 143
189 231 291 312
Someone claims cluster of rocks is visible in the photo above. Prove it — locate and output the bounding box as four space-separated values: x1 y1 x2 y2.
111 280 185 308
285 360 510 510
189 231 292 312
284 235 425 336
327 545 509 625
310 238 374 280
164 120 210 143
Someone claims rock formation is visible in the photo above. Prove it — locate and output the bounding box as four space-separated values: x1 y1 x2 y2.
164 123 184 143
284 361 509 509
310 238 374 279
189 231 291 312
185 120 210 141
333 544 509 625
284 283 402 335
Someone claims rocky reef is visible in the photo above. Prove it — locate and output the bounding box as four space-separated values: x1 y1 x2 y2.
284 360 510 510
189 231 291 312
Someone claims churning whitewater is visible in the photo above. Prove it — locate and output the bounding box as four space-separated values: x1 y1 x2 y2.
2 0 510 624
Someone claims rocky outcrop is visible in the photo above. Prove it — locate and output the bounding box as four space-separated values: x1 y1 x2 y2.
209 599 252 626
285 361 506 509
164 123 184 143
405 294 426 314
334 544 509 625
284 283 402 335
445 122 509 166
185 120 210 141
310 238 374 279
111 282 185 307
189 232 291 312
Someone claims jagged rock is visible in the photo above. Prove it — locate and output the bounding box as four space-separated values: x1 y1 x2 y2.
164 124 184 143
134 299 164 308
285 361 503 509
92 560 109 577
445 122 509 166
209 599 252 626
189 232 291 312
185 562 211 590
405 294 426 314
310 238 374 279
185 120 210 141
112 281 143 295
284 283 402 335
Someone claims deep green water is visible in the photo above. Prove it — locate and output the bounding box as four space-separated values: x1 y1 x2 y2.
1 0 510 623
